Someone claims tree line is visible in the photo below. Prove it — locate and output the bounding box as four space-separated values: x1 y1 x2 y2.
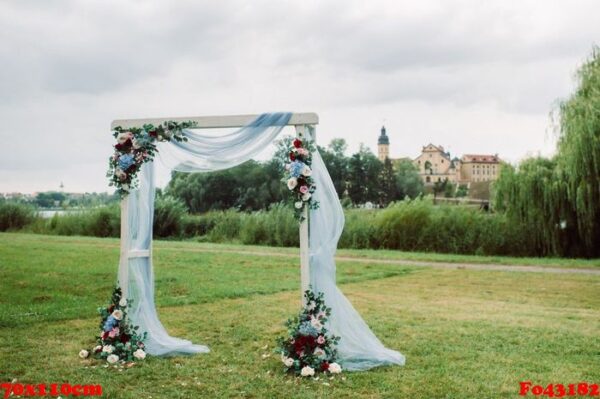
166 137 424 212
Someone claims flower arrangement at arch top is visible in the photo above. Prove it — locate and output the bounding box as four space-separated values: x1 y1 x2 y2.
107 121 197 196
285 138 319 221
276 289 342 377
78 286 147 365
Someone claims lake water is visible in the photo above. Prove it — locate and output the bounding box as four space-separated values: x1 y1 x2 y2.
37 210 86 218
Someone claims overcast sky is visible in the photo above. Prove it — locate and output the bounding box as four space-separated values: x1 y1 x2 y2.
1 0 598 193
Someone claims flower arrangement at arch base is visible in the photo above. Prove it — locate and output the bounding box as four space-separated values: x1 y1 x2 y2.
276 289 342 377
78 286 148 365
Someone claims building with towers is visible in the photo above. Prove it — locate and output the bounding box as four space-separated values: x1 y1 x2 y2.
375 126 501 186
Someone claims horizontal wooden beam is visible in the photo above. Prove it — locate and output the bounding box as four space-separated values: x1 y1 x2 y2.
111 113 318 130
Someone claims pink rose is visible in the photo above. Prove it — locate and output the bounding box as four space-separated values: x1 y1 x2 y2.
299 185 309 194
108 327 120 338
317 336 326 345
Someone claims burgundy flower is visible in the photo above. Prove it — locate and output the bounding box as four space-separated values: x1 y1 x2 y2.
293 139 302 148
102 331 109 340
321 362 329 372
289 152 296 161
149 130 158 138
120 333 130 343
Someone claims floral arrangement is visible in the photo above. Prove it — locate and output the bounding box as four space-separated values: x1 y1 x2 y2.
285 137 319 221
79 286 147 364
107 121 197 196
276 289 342 377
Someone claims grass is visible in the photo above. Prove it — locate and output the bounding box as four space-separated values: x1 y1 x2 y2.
1 232 599 398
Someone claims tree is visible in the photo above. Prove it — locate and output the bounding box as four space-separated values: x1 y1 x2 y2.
347 144 382 205
319 139 349 198
432 178 448 204
495 47 600 257
379 158 397 206
347 152 366 204
456 184 468 198
395 160 423 200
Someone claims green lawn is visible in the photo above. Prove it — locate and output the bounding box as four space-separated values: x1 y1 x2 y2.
1 233 599 398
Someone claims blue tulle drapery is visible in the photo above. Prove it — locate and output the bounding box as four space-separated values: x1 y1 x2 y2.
119 113 405 369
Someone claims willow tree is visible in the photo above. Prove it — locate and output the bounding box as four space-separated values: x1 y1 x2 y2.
495 47 600 257
556 46 600 257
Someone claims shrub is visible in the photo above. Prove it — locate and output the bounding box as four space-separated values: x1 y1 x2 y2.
0 203 34 231
153 196 187 238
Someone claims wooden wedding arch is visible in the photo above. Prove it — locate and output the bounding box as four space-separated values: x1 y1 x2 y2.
111 113 319 303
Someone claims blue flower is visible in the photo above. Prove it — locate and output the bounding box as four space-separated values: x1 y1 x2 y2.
298 321 319 337
118 154 135 170
289 161 305 178
103 315 117 332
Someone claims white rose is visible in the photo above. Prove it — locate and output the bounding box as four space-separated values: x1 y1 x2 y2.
302 192 311 201
93 345 102 353
302 166 312 176
116 132 130 144
310 316 323 330
119 298 127 307
133 349 146 360
106 354 119 364
300 366 315 377
79 349 89 359
328 362 342 374
294 201 303 209
313 348 325 358
111 309 123 320
131 138 141 149
287 177 298 190
102 345 115 354
115 168 126 179
283 357 294 367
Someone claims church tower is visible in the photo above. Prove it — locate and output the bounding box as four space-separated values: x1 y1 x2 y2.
377 126 390 162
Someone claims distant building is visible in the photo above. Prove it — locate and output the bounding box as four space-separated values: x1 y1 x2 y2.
414 144 459 184
458 154 501 183
377 126 390 162
375 127 502 186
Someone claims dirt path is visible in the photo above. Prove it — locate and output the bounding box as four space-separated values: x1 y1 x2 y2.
157 246 600 276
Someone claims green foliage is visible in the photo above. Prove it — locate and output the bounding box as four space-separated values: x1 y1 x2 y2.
167 160 286 213
456 184 469 198
379 158 397 206
153 195 188 238
318 138 349 199
347 144 383 204
395 160 424 200
34 191 67 208
0 203 34 231
373 198 530 255
240 203 299 247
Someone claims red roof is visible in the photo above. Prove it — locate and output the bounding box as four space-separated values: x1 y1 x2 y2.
461 154 500 163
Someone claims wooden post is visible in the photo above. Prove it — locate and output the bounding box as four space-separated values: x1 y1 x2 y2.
118 197 129 298
295 124 310 305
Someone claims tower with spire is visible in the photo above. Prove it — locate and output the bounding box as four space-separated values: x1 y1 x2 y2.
377 126 390 162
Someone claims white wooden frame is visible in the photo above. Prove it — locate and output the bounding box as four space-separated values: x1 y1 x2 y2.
113 113 318 304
